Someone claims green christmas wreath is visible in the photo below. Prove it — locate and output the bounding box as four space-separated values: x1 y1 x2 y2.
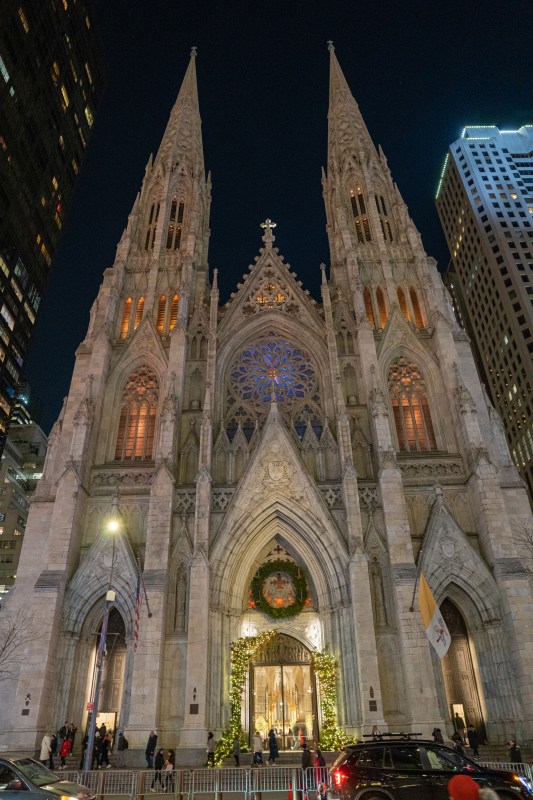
250 559 308 619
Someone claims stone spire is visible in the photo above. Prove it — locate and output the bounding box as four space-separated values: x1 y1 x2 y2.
155 46 204 176
327 41 377 170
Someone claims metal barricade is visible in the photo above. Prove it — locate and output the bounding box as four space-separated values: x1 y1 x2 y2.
478 761 533 781
140 769 192 799
304 767 330 795
75 770 138 799
250 767 304 800
191 768 248 800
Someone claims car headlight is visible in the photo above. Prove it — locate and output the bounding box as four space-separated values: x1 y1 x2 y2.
514 774 533 792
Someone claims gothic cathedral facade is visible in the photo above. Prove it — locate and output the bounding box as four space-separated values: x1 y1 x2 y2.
2 47 533 763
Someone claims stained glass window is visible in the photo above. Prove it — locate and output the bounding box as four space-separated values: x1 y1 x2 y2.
388 357 437 452
230 338 317 414
115 366 159 461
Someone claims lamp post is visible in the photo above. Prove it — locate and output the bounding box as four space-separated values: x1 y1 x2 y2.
84 518 119 772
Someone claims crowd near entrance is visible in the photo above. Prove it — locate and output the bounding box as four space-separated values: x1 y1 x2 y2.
249 633 318 750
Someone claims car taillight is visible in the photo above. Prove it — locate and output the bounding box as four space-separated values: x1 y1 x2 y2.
333 769 347 787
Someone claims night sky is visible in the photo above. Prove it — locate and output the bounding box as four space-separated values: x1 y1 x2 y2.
24 0 533 432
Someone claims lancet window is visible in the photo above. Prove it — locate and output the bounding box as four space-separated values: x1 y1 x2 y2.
350 187 372 243
376 287 388 328
169 293 179 330
144 200 160 250
363 287 376 327
397 287 410 321
115 365 159 461
156 295 166 333
376 194 394 242
410 288 425 328
388 357 437 452
133 297 144 331
120 297 132 339
166 195 184 250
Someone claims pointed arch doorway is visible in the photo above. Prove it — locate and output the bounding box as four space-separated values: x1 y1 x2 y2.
440 599 486 742
249 633 318 750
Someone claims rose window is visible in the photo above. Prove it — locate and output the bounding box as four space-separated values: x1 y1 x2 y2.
229 338 317 414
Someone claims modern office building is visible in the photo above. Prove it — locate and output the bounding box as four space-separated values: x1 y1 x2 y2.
0 0 105 452
0 422 47 598
436 126 533 498
2 48 533 763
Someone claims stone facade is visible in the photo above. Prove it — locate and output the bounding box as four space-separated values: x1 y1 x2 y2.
2 46 533 763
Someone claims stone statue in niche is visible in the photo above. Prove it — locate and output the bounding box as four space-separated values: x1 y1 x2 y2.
370 559 387 626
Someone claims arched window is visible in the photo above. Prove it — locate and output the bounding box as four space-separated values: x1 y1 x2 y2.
144 200 160 250
169 293 179 330
397 287 410 321
133 297 144 331
120 297 132 340
115 365 159 461
363 287 375 327
376 287 388 328
410 288 425 328
350 186 372 243
375 194 394 242
156 294 166 333
166 196 184 250
388 357 437 452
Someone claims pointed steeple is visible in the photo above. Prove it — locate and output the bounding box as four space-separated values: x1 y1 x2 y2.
155 46 204 176
327 41 377 169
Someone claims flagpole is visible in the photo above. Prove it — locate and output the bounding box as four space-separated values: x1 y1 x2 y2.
137 559 153 618
409 542 425 612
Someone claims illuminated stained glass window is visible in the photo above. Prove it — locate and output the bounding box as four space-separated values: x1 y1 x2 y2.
388 357 437 452
115 366 159 461
230 338 317 415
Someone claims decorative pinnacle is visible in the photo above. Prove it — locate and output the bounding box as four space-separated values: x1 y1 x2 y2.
327 40 335 52
260 218 277 247
190 46 197 58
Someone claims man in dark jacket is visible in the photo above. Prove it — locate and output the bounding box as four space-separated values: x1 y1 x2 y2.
301 742 312 770
467 724 480 757
145 731 158 769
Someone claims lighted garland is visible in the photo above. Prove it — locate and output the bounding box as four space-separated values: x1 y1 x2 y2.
214 631 276 765
313 651 355 750
250 560 308 619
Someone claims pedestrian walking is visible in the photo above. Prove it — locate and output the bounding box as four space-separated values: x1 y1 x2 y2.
91 732 102 770
79 733 89 770
59 737 71 769
252 731 263 766
432 728 444 744
507 738 523 765
454 712 466 744
146 730 158 769
40 733 52 766
117 732 128 768
49 734 57 770
232 737 240 767
301 742 312 771
206 732 215 767
151 748 165 792
467 724 480 757
314 749 326 786
99 732 112 768
164 750 175 793
58 722 68 756
268 729 279 765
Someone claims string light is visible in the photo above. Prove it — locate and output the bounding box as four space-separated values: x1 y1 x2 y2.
312 652 355 750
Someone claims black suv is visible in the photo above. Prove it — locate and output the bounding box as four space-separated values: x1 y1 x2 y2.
329 738 533 799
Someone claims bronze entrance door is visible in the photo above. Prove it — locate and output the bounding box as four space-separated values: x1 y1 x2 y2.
250 633 318 750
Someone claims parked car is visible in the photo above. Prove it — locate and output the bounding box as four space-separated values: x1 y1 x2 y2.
0 755 94 800
329 738 533 799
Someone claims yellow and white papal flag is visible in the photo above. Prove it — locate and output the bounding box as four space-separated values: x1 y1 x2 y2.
418 574 451 658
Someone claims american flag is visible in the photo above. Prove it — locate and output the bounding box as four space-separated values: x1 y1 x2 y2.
134 570 143 652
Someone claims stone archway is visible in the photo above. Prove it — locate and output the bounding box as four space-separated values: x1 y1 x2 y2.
249 633 318 750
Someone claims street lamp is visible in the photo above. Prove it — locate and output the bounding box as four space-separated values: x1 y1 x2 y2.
84 517 119 772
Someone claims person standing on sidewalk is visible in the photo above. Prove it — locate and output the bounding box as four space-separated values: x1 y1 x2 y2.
146 731 158 769
252 731 263 767
116 732 128 768
467 724 480 757
206 732 215 767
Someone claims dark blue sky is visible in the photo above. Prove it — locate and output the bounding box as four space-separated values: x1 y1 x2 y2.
25 0 533 431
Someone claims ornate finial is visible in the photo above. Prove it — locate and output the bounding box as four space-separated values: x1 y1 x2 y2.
190 46 197 58
260 218 277 247
327 40 335 52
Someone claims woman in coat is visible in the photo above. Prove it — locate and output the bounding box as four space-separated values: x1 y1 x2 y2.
267 729 279 765
151 748 165 792
164 750 175 792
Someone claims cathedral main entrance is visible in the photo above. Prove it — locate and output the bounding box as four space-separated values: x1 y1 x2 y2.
249 633 318 750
